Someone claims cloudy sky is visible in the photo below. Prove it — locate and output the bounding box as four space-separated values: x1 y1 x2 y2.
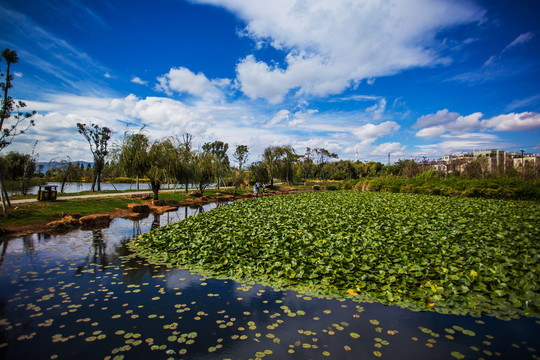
1 0 539 165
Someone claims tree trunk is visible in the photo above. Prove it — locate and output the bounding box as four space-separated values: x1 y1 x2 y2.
151 180 160 200
136 175 139 190
0 179 8 218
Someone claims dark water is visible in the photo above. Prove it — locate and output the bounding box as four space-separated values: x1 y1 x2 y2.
0 203 538 360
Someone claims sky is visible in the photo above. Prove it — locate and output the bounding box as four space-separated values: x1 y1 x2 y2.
1 0 539 165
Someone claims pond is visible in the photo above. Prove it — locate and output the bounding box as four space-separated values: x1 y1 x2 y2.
0 203 538 359
7 182 199 196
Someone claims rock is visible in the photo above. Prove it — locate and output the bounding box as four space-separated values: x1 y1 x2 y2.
128 204 150 213
152 199 165 206
152 206 179 214
79 214 111 227
130 193 152 200
47 215 79 231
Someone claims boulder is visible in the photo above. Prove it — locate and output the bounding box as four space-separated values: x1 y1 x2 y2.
130 193 152 200
79 214 111 227
128 204 150 213
47 215 79 231
152 206 179 214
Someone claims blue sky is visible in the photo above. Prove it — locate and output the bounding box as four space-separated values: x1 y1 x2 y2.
1 0 539 164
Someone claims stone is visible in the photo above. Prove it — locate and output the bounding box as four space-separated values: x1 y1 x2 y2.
128 204 150 213
79 214 111 227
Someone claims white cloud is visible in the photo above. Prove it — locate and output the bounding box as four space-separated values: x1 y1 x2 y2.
413 109 460 128
372 142 405 155
351 121 400 141
155 67 229 101
415 110 540 138
503 32 535 53
481 112 540 132
194 0 484 102
131 76 148 85
267 109 290 127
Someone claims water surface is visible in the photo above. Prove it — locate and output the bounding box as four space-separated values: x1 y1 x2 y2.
0 203 538 359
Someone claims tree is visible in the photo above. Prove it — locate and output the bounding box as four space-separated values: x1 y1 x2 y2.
233 145 249 171
313 148 338 180
0 49 36 151
202 140 229 189
262 146 282 186
172 133 194 193
49 156 82 193
249 161 270 184
77 123 111 191
277 145 300 184
118 129 150 190
0 48 36 217
146 138 176 200
192 151 214 194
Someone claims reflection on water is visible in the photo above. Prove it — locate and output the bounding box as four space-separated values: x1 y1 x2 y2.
0 202 538 360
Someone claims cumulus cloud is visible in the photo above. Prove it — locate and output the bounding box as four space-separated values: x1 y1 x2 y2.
481 112 540 132
131 76 148 85
415 110 540 138
351 121 400 141
413 109 460 128
155 67 230 101
194 0 485 102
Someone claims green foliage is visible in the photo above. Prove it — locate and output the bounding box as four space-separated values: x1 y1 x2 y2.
131 191 540 319
357 177 540 201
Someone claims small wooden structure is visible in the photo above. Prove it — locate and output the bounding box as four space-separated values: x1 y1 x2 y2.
37 185 58 201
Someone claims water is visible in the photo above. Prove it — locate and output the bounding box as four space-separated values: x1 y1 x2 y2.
7 182 198 195
0 203 538 359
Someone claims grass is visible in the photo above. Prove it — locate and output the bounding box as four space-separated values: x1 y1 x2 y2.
0 186 253 228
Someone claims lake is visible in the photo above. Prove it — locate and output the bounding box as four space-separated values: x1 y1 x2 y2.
0 202 538 359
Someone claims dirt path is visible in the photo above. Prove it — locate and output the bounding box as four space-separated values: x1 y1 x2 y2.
10 187 235 204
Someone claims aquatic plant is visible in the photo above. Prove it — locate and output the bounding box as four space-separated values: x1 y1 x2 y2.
130 191 540 319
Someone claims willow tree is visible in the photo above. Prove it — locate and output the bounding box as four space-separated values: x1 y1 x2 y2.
119 130 150 190
77 123 111 191
202 140 229 189
147 138 176 200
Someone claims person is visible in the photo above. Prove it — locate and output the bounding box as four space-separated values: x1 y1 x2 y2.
262 183 266 193
253 182 258 196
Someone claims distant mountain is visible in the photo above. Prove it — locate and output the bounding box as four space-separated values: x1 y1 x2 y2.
37 161 93 173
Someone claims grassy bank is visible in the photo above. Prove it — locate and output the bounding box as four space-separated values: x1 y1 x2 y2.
0 187 254 230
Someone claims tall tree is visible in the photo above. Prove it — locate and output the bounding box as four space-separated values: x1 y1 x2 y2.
202 140 229 189
77 123 111 191
277 145 300 185
146 138 176 200
262 146 282 186
313 147 338 180
0 49 36 217
0 49 36 151
192 151 214 194
119 129 150 190
233 145 249 171
173 133 194 193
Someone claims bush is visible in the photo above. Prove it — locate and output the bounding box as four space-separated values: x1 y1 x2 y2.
312 185 320 191
326 185 338 191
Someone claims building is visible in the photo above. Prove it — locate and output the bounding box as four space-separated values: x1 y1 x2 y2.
473 150 506 173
